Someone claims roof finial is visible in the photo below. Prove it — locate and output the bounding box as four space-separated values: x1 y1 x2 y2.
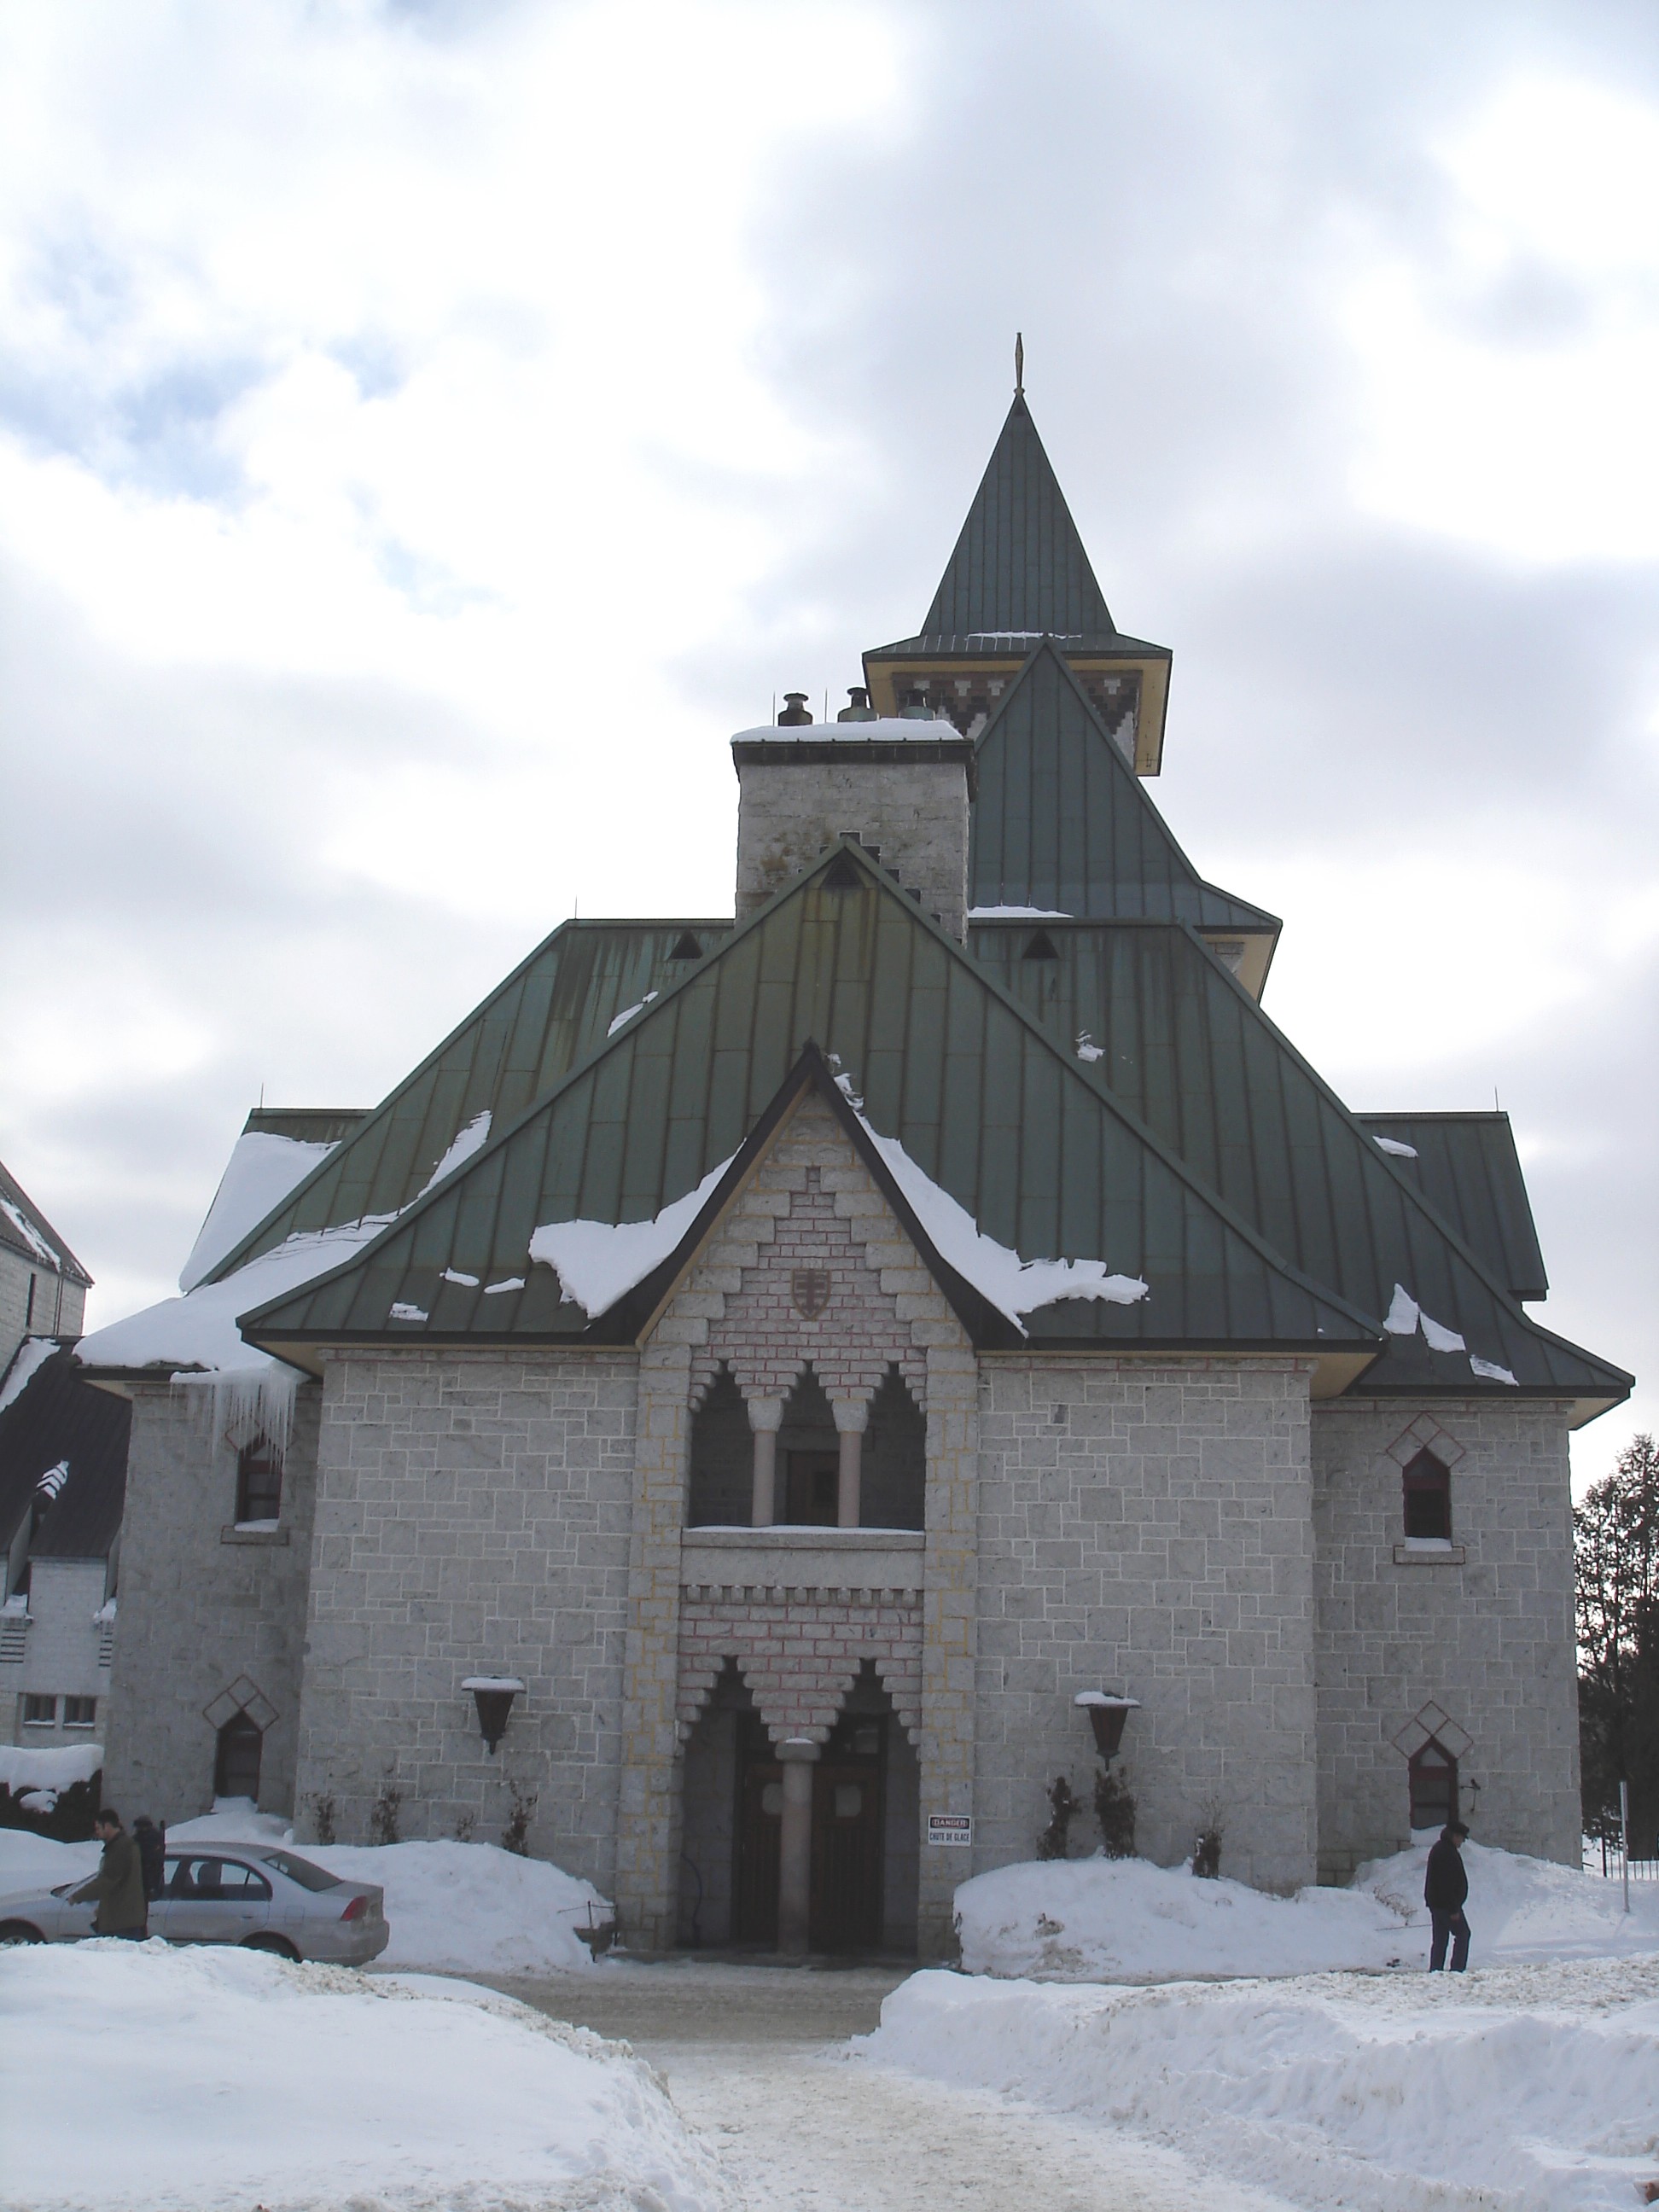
1014 331 1024 398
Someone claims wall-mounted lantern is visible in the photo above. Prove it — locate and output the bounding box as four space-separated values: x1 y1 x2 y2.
463 1675 525 1755
1074 1691 1140 1763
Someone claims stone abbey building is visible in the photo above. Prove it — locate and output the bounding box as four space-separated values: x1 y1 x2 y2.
80 383 1630 1957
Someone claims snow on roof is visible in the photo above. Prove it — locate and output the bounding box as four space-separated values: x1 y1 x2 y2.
1373 1135 1419 1159
528 1157 735 1318
1073 1692 1140 1709
857 1115 1148 1332
0 1198 61 1271
78 1217 396 1379
178 1131 341 1294
969 905 1074 920
461 1676 526 1693
731 718 963 744
418 1110 492 1196
0 1741 104 1790
0 1336 60 1417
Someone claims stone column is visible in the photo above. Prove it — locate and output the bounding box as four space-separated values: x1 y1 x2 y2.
777 1736 819 1955
748 1396 783 1526
834 1398 867 1529
917 1342 980 1960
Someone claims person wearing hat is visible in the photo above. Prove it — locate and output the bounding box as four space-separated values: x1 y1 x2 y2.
1423 1819 1471 1970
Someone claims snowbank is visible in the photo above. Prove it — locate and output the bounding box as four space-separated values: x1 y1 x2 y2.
865 1959 1659 2212
0 1939 730 2212
0 1335 60 1415
165 1805 612 1972
0 1808 613 1974
955 1842 1659 1982
956 1854 1410 1981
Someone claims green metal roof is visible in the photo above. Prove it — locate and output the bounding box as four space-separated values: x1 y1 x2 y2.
242 842 1379 1361
969 640 1279 933
1355 1114 1548 1301
913 394 1127 643
969 917 1627 1404
207 918 733 1283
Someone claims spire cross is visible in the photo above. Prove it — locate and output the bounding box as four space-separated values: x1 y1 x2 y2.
1015 331 1024 397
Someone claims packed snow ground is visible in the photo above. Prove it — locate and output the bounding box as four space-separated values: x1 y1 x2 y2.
0 1940 731 2212
955 1839 1659 1980
0 1802 612 1974
864 1958 1659 2212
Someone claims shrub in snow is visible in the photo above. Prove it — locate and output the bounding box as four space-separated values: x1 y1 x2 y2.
1092 1766 1136 1860
369 1775 402 1847
1191 1815 1224 1880
1036 1775 1082 1860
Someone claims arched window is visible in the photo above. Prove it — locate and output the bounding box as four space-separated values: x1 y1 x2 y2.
1409 1738 1458 1831
236 1436 283 1524
1401 1448 1451 1541
214 1712 265 1802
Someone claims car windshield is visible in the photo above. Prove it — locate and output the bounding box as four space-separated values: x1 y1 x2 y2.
260 1848 342 1893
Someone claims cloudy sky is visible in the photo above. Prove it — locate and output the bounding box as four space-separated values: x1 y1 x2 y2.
1 0 1654 1483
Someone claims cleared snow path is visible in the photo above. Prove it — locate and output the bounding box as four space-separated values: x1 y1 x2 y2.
472 1961 1299 2212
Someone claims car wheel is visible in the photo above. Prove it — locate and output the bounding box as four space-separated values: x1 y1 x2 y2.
241 1933 300 1961
0 1921 44 1946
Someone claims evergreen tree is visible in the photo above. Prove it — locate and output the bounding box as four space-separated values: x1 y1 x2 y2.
1576 1434 1659 1853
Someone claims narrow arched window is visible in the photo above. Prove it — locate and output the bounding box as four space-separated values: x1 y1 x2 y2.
1409 1738 1458 1831
236 1437 283 1524
1401 1448 1451 1541
214 1712 265 1802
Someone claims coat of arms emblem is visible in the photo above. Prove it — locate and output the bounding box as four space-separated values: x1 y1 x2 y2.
791 1266 830 1318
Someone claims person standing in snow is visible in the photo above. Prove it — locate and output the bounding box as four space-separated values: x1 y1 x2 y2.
1424 1819 1471 1971
70 1809 148 1939
131 1814 166 1903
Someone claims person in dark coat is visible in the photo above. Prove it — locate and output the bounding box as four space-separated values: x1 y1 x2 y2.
131 1815 166 1903
1424 1819 1471 1970
70 1810 148 1939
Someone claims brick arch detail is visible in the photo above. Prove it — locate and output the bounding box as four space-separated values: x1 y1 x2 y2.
672 1097 943 1416
676 1590 923 1748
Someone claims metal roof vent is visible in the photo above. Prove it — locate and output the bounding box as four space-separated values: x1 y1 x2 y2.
668 931 703 961
777 691 812 726
899 688 934 720
821 854 862 893
837 687 876 723
1022 930 1059 961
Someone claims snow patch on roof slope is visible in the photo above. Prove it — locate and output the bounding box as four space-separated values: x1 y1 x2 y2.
0 1198 61 1270
969 905 1073 920
78 1218 395 1378
607 992 658 1037
179 1131 340 1292
419 1109 492 1194
0 1336 60 1417
857 1118 1148 1332
1385 1281 1522 1386
528 1157 736 1318
1373 1134 1419 1159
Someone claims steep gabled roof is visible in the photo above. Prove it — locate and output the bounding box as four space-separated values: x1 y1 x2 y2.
242 842 1379 1366
917 394 1120 643
203 918 734 1284
1355 1114 1548 1302
969 639 1278 934
0 1161 90 1288
971 917 1628 1412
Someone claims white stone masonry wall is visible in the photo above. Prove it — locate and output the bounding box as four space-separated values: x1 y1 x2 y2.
293 1349 636 1889
105 1380 319 1824
1312 1398 1581 1878
975 1359 1319 1893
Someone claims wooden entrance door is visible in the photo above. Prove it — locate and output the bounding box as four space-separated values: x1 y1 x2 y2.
731 1715 782 1945
810 1714 885 1953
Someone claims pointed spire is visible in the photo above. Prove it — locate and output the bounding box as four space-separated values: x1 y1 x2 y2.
922 392 1115 640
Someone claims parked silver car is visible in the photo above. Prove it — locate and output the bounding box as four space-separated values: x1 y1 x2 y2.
0 1843 389 1965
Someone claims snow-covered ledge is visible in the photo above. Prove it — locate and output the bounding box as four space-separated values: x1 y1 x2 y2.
680 1524 924 1597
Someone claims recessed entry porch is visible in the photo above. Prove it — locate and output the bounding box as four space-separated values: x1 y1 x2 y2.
676 1524 925 1959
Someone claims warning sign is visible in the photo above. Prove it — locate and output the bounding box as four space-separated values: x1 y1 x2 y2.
927 1814 974 1848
